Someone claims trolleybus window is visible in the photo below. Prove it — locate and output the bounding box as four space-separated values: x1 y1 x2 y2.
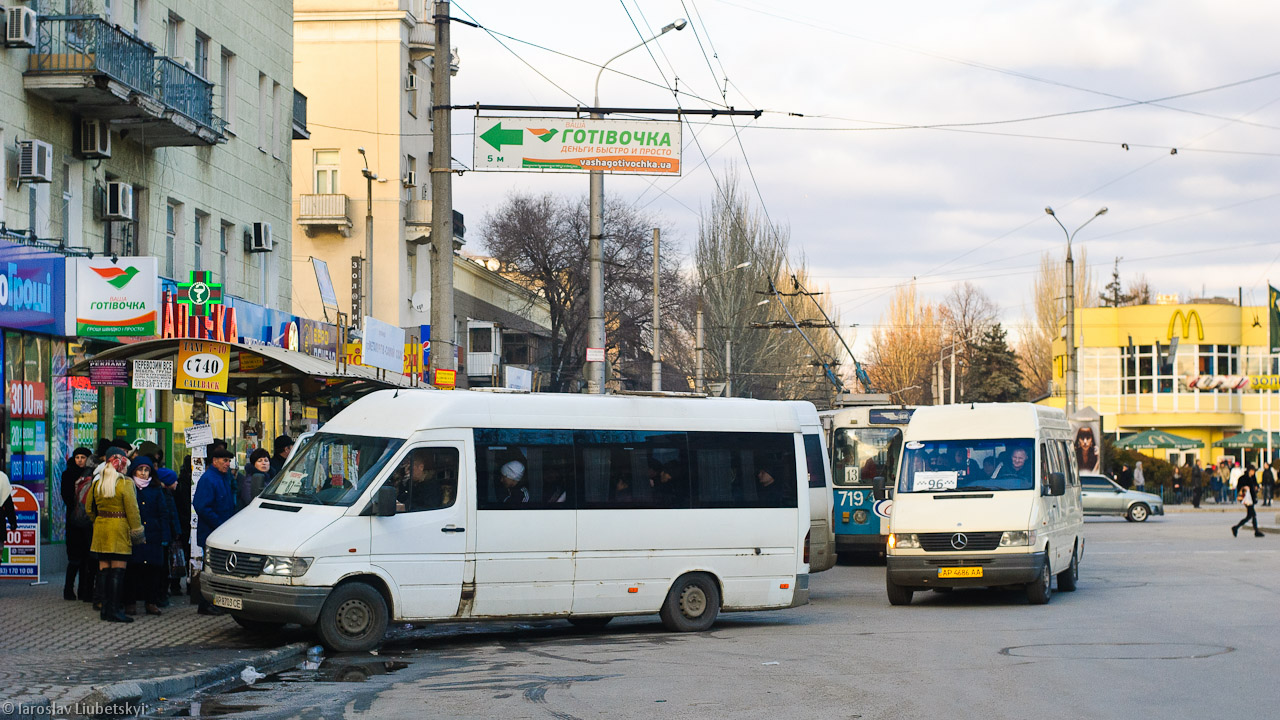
833 427 903 488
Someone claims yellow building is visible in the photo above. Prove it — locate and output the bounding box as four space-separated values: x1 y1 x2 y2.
1045 300 1280 465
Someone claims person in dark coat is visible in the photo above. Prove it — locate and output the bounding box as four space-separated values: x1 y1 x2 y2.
173 455 194 598
60 447 95 601
124 457 177 616
1232 465 1264 538
1262 462 1276 507
193 447 237 615
239 448 272 508
270 434 294 480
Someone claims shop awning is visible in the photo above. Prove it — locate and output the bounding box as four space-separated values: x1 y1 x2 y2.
68 338 418 401
1115 429 1205 450
1211 429 1280 449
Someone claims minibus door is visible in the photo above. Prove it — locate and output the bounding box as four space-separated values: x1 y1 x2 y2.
370 440 467 620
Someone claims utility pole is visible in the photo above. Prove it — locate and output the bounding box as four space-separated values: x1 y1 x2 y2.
950 345 956 404
430 1 456 376
651 228 661 391
357 147 376 324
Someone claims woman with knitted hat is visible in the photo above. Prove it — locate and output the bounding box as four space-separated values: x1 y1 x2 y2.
125 456 177 616
87 447 144 623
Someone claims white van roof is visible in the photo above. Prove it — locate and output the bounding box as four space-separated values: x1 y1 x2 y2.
904 403 1069 441
322 389 819 438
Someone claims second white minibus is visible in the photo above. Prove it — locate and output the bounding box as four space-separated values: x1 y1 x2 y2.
202 390 819 651
882 403 1084 606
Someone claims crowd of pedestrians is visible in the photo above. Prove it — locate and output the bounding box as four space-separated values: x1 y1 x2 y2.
57 434 295 623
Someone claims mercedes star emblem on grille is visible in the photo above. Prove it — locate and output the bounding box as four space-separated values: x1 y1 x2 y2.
950 533 968 550
226 552 238 573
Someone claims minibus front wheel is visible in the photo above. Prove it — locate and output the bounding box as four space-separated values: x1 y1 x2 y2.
316 581 389 653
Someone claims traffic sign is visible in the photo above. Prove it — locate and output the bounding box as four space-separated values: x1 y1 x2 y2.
473 116 681 176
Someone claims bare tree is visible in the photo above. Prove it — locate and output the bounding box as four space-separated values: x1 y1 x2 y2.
939 282 999 400
694 170 842 403
481 192 690 392
1015 248 1096 397
866 282 942 406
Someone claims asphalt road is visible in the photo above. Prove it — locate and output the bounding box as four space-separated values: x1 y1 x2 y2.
150 511 1278 720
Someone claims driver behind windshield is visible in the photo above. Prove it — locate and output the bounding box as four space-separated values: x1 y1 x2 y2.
991 447 1032 485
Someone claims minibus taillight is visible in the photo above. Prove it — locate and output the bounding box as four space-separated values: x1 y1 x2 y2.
803 530 811 564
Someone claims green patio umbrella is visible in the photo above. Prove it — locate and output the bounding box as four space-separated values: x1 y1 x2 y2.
1115 430 1204 450
1211 429 1280 449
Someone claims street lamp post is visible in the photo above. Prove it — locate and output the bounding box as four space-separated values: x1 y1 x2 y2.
586 18 686 394
1045 206 1108 417
357 147 378 325
696 261 751 394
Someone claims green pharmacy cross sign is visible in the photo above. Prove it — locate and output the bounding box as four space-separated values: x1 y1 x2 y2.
177 270 224 317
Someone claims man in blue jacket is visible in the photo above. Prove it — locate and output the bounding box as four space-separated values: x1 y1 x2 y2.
193 447 237 615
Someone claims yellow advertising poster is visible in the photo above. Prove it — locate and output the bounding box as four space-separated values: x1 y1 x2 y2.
176 339 231 392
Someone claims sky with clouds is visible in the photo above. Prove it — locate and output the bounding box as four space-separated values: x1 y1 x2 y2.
445 0 1280 361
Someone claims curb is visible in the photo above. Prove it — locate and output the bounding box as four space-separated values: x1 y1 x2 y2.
74 642 308 716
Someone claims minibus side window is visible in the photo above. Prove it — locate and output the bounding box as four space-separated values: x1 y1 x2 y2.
1060 441 1079 485
575 430 689 509
474 429 576 510
687 431 797 509
386 447 459 512
802 434 826 489
1040 443 1051 486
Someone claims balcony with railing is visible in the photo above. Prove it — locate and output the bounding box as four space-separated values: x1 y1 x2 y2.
24 15 160 119
298 194 353 237
25 14 225 146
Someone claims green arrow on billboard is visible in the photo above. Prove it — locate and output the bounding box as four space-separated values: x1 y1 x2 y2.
481 122 524 151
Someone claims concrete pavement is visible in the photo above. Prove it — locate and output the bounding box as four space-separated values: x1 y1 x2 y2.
0 577 307 718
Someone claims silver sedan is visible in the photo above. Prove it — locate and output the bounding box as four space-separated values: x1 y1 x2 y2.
1081 473 1165 522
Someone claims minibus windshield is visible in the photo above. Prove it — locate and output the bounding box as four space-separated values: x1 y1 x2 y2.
898 438 1035 493
261 433 404 506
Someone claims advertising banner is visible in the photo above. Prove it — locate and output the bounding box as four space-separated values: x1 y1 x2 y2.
360 316 406 373
1070 407 1103 475
1 485 39 578
132 359 174 390
89 360 129 387
299 319 338 361
0 244 66 335
176 339 230 392
473 116 681 176
70 257 160 337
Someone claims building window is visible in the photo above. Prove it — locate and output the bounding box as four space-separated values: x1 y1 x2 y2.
314 150 339 194
407 67 418 118
219 221 231 290
165 12 183 58
165 200 182 277
194 32 210 79
272 81 283 159
257 73 269 152
193 211 209 273
220 50 236 132
132 0 148 40
1121 344 1174 394
405 154 416 194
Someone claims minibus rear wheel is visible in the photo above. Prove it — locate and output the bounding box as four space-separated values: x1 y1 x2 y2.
316 581 388 653
660 573 720 632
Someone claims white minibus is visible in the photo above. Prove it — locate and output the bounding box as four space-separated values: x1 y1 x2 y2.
201 390 819 651
881 403 1084 606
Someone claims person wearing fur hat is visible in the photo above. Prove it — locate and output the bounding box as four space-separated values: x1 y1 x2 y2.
87 447 144 623
124 456 178 616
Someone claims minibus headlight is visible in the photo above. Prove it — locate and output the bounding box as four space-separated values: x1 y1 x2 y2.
888 533 919 549
262 556 314 577
999 530 1036 547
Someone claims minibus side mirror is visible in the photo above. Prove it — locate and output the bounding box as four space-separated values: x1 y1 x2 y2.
374 486 398 517
872 475 887 502
1046 472 1066 497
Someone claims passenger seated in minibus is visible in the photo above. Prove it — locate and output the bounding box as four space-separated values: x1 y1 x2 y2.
949 446 984 478
498 460 530 506
756 466 785 505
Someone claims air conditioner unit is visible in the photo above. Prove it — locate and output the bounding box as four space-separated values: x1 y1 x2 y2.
104 182 133 220
246 222 273 252
403 170 417 187
404 73 419 91
80 119 112 159
18 139 53 183
5 5 36 49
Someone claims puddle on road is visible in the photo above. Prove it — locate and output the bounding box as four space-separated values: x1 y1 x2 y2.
171 699 264 717
1000 642 1234 660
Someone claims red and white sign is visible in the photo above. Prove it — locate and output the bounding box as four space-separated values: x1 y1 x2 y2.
8 381 47 418
1 485 40 579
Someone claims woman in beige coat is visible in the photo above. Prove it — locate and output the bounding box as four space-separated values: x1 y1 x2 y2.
87 447 144 623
